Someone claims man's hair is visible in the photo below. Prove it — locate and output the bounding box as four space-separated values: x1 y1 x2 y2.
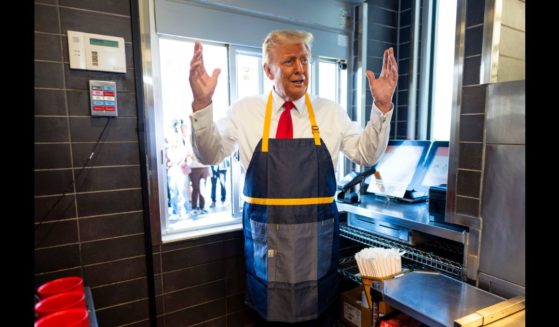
262 30 313 64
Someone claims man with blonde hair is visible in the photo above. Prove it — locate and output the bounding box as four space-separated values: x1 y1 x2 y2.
188 29 397 325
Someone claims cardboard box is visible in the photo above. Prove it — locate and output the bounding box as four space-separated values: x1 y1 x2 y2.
340 287 396 327
340 287 372 327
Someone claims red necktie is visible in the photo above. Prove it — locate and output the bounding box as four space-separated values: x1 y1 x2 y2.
276 101 295 139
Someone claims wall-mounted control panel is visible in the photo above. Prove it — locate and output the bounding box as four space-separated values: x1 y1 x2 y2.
68 30 126 73
89 80 118 117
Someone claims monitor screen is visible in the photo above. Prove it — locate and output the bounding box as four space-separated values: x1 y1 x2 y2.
365 140 430 198
414 141 449 193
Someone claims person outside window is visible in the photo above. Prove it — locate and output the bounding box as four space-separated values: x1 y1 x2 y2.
209 158 229 208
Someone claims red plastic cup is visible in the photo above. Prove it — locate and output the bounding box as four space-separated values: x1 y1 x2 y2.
37 277 84 299
35 308 89 327
35 291 86 318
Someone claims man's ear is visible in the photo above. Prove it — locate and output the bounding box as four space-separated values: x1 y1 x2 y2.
263 63 274 80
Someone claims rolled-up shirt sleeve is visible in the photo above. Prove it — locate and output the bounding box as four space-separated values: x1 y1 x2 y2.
340 103 393 167
190 104 238 165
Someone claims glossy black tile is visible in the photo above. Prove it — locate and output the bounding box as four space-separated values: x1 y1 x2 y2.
79 212 144 241
76 189 142 216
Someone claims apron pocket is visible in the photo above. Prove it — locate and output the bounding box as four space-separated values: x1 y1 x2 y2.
269 222 316 284
246 217 268 281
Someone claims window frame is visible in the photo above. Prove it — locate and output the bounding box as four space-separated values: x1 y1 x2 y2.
137 0 354 244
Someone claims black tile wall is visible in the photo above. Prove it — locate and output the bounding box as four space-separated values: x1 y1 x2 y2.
397 90 408 105
92 278 149 308
465 26 483 57
369 0 397 10
161 238 243 272
398 58 410 75
396 122 408 139
95 299 150 326
34 2 153 326
164 280 226 312
69 117 139 142
81 234 146 265
83 256 147 287
121 320 152 327
459 115 484 142
462 85 487 114
35 89 67 115
398 75 409 90
463 55 481 85
162 260 226 293
160 230 241 253
366 0 399 136
457 170 481 198
35 195 76 222
459 142 483 170
35 220 79 247
35 117 69 142
227 310 259 327
34 169 74 195
35 144 72 169
79 212 144 241
72 142 140 167
164 299 227 326
35 244 81 274
60 0 131 16
369 5 397 26
466 0 486 26
74 166 141 192
456 196 480 217
368 24 397 42
35 61 64 89
35 0 57 5
400 8 412 26
35 33 62 61
450 0 487 231
399 42 410 60
35 4 61 33
76 189 143 216
399 26 411 44
59 7 132 42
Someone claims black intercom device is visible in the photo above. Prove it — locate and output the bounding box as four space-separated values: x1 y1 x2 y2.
336 166 377 204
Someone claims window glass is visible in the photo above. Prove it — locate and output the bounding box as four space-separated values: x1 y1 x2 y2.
318 61 337 102
236 54 262 100
159 38 237 235
318 59 348 180
157 39 349 239
430 0 457 141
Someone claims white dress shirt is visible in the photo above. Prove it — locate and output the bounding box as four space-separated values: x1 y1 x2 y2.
190 88 393 172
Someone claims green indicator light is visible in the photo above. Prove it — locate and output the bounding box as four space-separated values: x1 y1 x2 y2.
89 38 119 48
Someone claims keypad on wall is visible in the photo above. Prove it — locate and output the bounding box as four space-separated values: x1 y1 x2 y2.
89 80 118 117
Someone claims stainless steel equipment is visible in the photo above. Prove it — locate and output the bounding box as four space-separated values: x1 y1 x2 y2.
372 271 524 327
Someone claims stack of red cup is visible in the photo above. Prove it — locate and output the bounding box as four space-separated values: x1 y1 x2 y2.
34 277 89 327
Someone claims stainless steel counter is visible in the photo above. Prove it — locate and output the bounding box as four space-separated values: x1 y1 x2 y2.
336 195 467 243
379 271 524 327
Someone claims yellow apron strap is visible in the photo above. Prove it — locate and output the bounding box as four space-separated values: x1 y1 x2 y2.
261 91 274 152
305 93 321 146
261 92 321 152
244 196 334 206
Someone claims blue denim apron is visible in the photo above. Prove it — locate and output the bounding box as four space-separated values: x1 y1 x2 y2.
243 92 339 322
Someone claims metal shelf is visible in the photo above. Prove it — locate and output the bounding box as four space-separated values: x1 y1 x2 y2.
339 223 465 279
338 256 362 285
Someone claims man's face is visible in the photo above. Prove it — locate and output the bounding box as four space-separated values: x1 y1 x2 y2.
264 43 310 101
